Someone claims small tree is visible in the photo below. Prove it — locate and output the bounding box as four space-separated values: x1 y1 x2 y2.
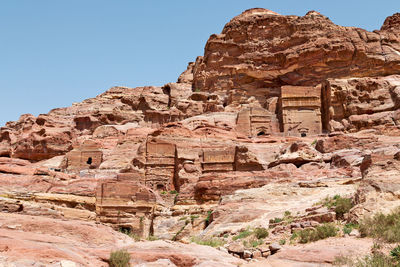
335 197 352 219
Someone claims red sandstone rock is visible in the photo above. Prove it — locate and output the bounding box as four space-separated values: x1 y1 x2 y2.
192 9 400 94
247 237 373 266
269 141 323 168
315 133 378 153
350 143 400 219
381 13 400 31
321 75 400 131
1 8 400 266
0 212 244 266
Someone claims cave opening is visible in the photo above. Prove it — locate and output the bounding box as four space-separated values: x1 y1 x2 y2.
157 184 165 191
17 204 23 212
118 226 132 235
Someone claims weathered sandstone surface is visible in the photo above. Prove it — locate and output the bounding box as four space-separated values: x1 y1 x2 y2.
0 213 243 267
193 9 400 92
0 8 400 267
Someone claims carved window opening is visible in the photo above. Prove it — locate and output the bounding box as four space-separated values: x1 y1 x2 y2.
257 131 266 136
301 132 307 137
87 157 92 165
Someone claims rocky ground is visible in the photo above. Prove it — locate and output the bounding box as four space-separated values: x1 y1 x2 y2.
0 8 400 267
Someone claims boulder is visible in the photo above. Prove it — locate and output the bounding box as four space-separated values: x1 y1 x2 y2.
269 243 281 254
228 243 245 254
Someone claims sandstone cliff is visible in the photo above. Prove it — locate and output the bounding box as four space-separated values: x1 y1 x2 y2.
0 8 400 267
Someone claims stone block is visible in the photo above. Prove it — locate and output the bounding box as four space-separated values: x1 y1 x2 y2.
203 148 235 163
146 141 176 157
202 163 234 172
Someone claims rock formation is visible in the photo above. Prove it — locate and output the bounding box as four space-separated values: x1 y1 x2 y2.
0 7 400 266
193 9 400 91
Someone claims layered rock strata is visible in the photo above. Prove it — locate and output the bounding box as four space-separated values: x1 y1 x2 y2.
0 7 400 266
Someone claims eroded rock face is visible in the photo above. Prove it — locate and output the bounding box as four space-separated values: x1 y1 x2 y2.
250 237 374 266
351 143 400 219
0 212 244 267
381 13 400 31
1 7 400 266
321 75 400 131
193 8 400 94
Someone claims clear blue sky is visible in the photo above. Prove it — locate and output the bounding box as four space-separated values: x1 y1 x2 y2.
1 1 398 126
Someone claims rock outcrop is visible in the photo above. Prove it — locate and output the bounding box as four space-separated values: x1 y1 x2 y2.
193 8 400 93
1 7 400 266
321 75 400 131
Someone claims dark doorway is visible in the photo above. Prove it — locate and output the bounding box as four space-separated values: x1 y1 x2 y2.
257 131 265 136
301 132 307 137
157 184 165 191
87 157 92 165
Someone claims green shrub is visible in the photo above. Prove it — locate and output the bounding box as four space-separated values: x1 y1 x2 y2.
320 195 339 209
147 235 159 241
205 210 213 224
172 220 190 241
279 239 286 245
359 254 397 267
173 193 179 204
319 195 353 219
343 223 359 235
191 237 225 247
172 226 185 241
343 225 352 235
299 223 338 243
390 245 400 261
333 255 354 266
169 190 178 194
250 239 264 247
254 227 269 239
311 139 317 146
335 198 353 219
298 228 314 243
334 243 400 267
269 210 294 226
334 253 397 267
269 217 283 224
359 207 400 243
232 229 252 241
109 249 130 267
290 231 299 240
